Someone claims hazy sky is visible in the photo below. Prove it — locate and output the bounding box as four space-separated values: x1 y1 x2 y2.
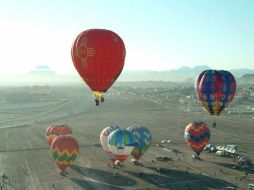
0 0 254 75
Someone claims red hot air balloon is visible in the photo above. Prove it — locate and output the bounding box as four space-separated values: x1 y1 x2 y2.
184 121 211 157
71 29 126 106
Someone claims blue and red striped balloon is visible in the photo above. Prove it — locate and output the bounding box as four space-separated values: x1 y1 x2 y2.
184 121 211 155
195 70 236 115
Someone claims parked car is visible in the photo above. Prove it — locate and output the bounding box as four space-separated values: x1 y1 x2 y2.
155 156 173 162
216 150 225 156
204 144 217 152
223 186 236 190
248 183 254 190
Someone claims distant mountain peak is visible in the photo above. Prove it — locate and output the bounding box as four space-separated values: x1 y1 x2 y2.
35 65 51 69
241 73 254 79
119 65 254 81
192 65 211 69
28 65 55 75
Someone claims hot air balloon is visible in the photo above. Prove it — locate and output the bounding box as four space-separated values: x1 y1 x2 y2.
184 121 211 157
195 70 236 127
100 124 120 163
46 124 72 145
51 135 79 175
127 124 152 161
71 29 126 106
108 129 136 163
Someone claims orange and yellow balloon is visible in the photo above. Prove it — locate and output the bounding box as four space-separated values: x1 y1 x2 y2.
51 135 79 172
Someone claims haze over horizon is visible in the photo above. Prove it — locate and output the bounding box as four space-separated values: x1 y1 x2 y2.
0 0 254 75
2 64 254 75
0 64 253 86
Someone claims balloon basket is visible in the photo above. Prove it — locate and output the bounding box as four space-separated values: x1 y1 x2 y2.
131 159 143 166
60 170 69 177
192 154 201 160
95 99 99 106
113 160 123 169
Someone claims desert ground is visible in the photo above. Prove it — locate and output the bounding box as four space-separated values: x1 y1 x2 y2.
0 82 253 190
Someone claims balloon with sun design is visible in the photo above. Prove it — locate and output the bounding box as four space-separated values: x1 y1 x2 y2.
71 29 126 106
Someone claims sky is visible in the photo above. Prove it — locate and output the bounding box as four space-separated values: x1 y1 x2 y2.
0 0 254 75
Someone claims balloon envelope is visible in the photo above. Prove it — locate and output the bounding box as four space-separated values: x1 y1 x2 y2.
47 134 58 145
195 70 236 115
108 129 136 162
46 124 72 145
71 29 126 93
100 124 120 153
46 125 57 145
127 124 152 160
51 135 79 172
184 121 211 155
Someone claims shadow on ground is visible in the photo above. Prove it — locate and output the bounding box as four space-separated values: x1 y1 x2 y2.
71 178 125 190
70 165 136 190
123 166 236 190
209 161 254 174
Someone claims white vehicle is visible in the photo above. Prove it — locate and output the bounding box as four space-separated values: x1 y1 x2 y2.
216 150 226 156
225 145 238 153
223 187 236 190
216 146 225 151
248 183 254 190
204 144 217 152
226 145 238 151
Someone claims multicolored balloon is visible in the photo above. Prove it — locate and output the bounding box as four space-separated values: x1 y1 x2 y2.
71 29 126 105
184 121 211 155
51 135 79 172
100 124 120 163
46 124 72 145
108 129 136 163
127 124 152 160
195 70 236 115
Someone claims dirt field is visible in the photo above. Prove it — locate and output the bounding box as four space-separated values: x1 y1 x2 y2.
0 84 253 190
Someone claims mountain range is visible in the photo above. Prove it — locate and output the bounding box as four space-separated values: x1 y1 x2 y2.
1 65 254 86
119 65 254 81
30 65 254 81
